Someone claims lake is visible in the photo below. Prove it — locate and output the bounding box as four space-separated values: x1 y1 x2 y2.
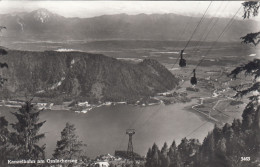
35 99 214 158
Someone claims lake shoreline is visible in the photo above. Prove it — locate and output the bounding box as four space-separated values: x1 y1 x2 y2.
185 98 222 125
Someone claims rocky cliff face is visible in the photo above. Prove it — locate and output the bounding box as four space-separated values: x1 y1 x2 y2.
1 50 178 103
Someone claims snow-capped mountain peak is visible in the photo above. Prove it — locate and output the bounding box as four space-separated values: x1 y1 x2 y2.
32 8 52 23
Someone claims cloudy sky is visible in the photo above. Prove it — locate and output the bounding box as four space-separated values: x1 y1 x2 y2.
0 1 252 20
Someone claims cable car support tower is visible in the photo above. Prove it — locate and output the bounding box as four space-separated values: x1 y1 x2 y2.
126 129 135 163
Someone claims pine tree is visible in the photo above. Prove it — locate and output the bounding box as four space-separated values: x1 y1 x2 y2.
145 148 152 167
0 26 15 165
10 101 46 161
0 116 14 166
170 141 177 150
160 142 169 167
161 142 168 156
212 125 222 142
177 138 189 166
53 122 86 166
168 141 181 167
150 143 160 167
231 119 242 135
0 116 9 146
222 124 234 142
200 132 215 165
241 1 260 46
0 26 8 87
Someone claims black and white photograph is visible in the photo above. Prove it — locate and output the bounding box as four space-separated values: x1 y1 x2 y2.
0 1 259 167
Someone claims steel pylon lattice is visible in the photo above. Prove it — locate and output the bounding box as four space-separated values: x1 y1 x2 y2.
126 129 135 162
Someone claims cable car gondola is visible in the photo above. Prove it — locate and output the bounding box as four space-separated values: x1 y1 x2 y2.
179 50 186 67
190 69 197 86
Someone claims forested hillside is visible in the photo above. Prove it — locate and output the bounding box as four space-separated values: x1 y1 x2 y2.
0 50 178 103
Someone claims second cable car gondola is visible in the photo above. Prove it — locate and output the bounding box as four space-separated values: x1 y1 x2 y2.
190 69 197 86
179 50 186 67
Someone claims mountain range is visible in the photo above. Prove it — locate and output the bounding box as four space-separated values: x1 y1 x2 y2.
0 8 258 42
